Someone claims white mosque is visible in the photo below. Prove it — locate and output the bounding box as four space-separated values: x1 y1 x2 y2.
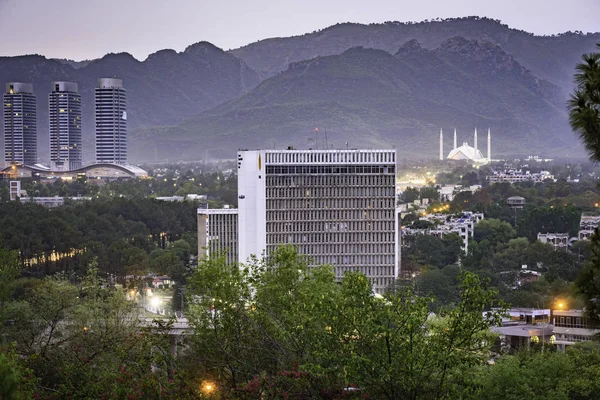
439 128 491 163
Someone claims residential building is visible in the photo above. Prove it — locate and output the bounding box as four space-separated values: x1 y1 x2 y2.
237 149 398 292
3 82 37 165
49 81 82 171
579 215 600 240
19 196 91 208
552 310 600 352
95 78 127 164
197 208 238 266
403 212 483 253
488 170 554 184
537 233 569 250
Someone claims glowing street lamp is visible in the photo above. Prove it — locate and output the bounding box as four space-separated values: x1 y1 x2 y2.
201 381 216 395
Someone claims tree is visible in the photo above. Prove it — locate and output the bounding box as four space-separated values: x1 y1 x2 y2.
187 246 504 399
568 43 600 162
473 219 516 248
576 228 600 326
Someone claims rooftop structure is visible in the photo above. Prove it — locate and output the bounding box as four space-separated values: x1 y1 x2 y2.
0 163 147 180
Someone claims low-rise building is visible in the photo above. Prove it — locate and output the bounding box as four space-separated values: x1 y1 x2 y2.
537 233 570 250
197 208 238 266
552 310 600 352
20 196 91 208
489 169 554 184
579 215 600 240
487 308 553 351
403 211 483 253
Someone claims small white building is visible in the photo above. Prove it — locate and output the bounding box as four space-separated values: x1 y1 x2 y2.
537 233 569 250
579 215 600 240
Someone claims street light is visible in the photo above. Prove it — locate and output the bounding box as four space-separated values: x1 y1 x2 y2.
201 381 216 395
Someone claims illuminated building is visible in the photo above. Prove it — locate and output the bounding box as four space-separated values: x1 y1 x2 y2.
49 81 82 171
440 128 490 163
95 78 127 164
3 82 37 165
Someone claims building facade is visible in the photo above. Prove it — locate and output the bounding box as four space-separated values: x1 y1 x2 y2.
537 233 570 250
49 82 82 171
552 310 600 352
579 215 600 240
95 78 127 164
197 208 239 266
237 149 398 292
3 82 37 165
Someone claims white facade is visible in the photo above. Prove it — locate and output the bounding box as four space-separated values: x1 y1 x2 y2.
237 149 398 292
537 233 569 249
579 215 600 241
553 310 600 352
197 208 238 265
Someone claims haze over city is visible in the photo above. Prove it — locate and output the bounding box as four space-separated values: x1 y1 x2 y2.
0 0 599 60
2 1 600 398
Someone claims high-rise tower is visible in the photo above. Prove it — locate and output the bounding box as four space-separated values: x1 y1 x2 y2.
95 78 127 164
3 82 37 165
49 81 82 171
237 149 399 293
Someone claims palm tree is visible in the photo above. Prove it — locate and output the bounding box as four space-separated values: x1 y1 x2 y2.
568 43 600 161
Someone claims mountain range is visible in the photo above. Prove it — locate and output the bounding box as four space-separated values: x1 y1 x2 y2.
1 17 599 163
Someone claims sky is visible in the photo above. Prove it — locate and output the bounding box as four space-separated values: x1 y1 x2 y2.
0 0 598 61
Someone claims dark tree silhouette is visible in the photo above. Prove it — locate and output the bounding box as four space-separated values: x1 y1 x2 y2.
569 44 600 161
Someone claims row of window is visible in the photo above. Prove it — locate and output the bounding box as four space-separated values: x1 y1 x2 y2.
266 248 396 269
264 150 395 165
265 174 395 188
266 210 395 223
266 199 395 212
554 316 591 329
266 165 395 175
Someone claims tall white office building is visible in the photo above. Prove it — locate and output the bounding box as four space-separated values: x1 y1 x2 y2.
95 78 127 164
3 82 37 165
49 81 82 171
237 149 399 292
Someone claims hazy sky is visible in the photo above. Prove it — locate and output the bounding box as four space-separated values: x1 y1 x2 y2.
0 0 598 61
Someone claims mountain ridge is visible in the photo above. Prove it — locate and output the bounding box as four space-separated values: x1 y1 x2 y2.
130 36 575 162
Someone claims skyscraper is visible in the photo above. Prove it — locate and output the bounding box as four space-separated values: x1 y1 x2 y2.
3 82 37 165
49 81 82 171
95 78 127 164
238 149 399 292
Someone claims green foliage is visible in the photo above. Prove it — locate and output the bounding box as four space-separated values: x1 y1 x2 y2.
576 229 600 326
516 205 582 241
568 43 600 162
476 343 600 400
473 219 516 248
188 246 504 399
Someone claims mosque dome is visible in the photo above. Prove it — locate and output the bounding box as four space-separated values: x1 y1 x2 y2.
447 142 485 161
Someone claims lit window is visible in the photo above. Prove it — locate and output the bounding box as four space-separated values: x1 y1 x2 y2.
60 109 65 112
